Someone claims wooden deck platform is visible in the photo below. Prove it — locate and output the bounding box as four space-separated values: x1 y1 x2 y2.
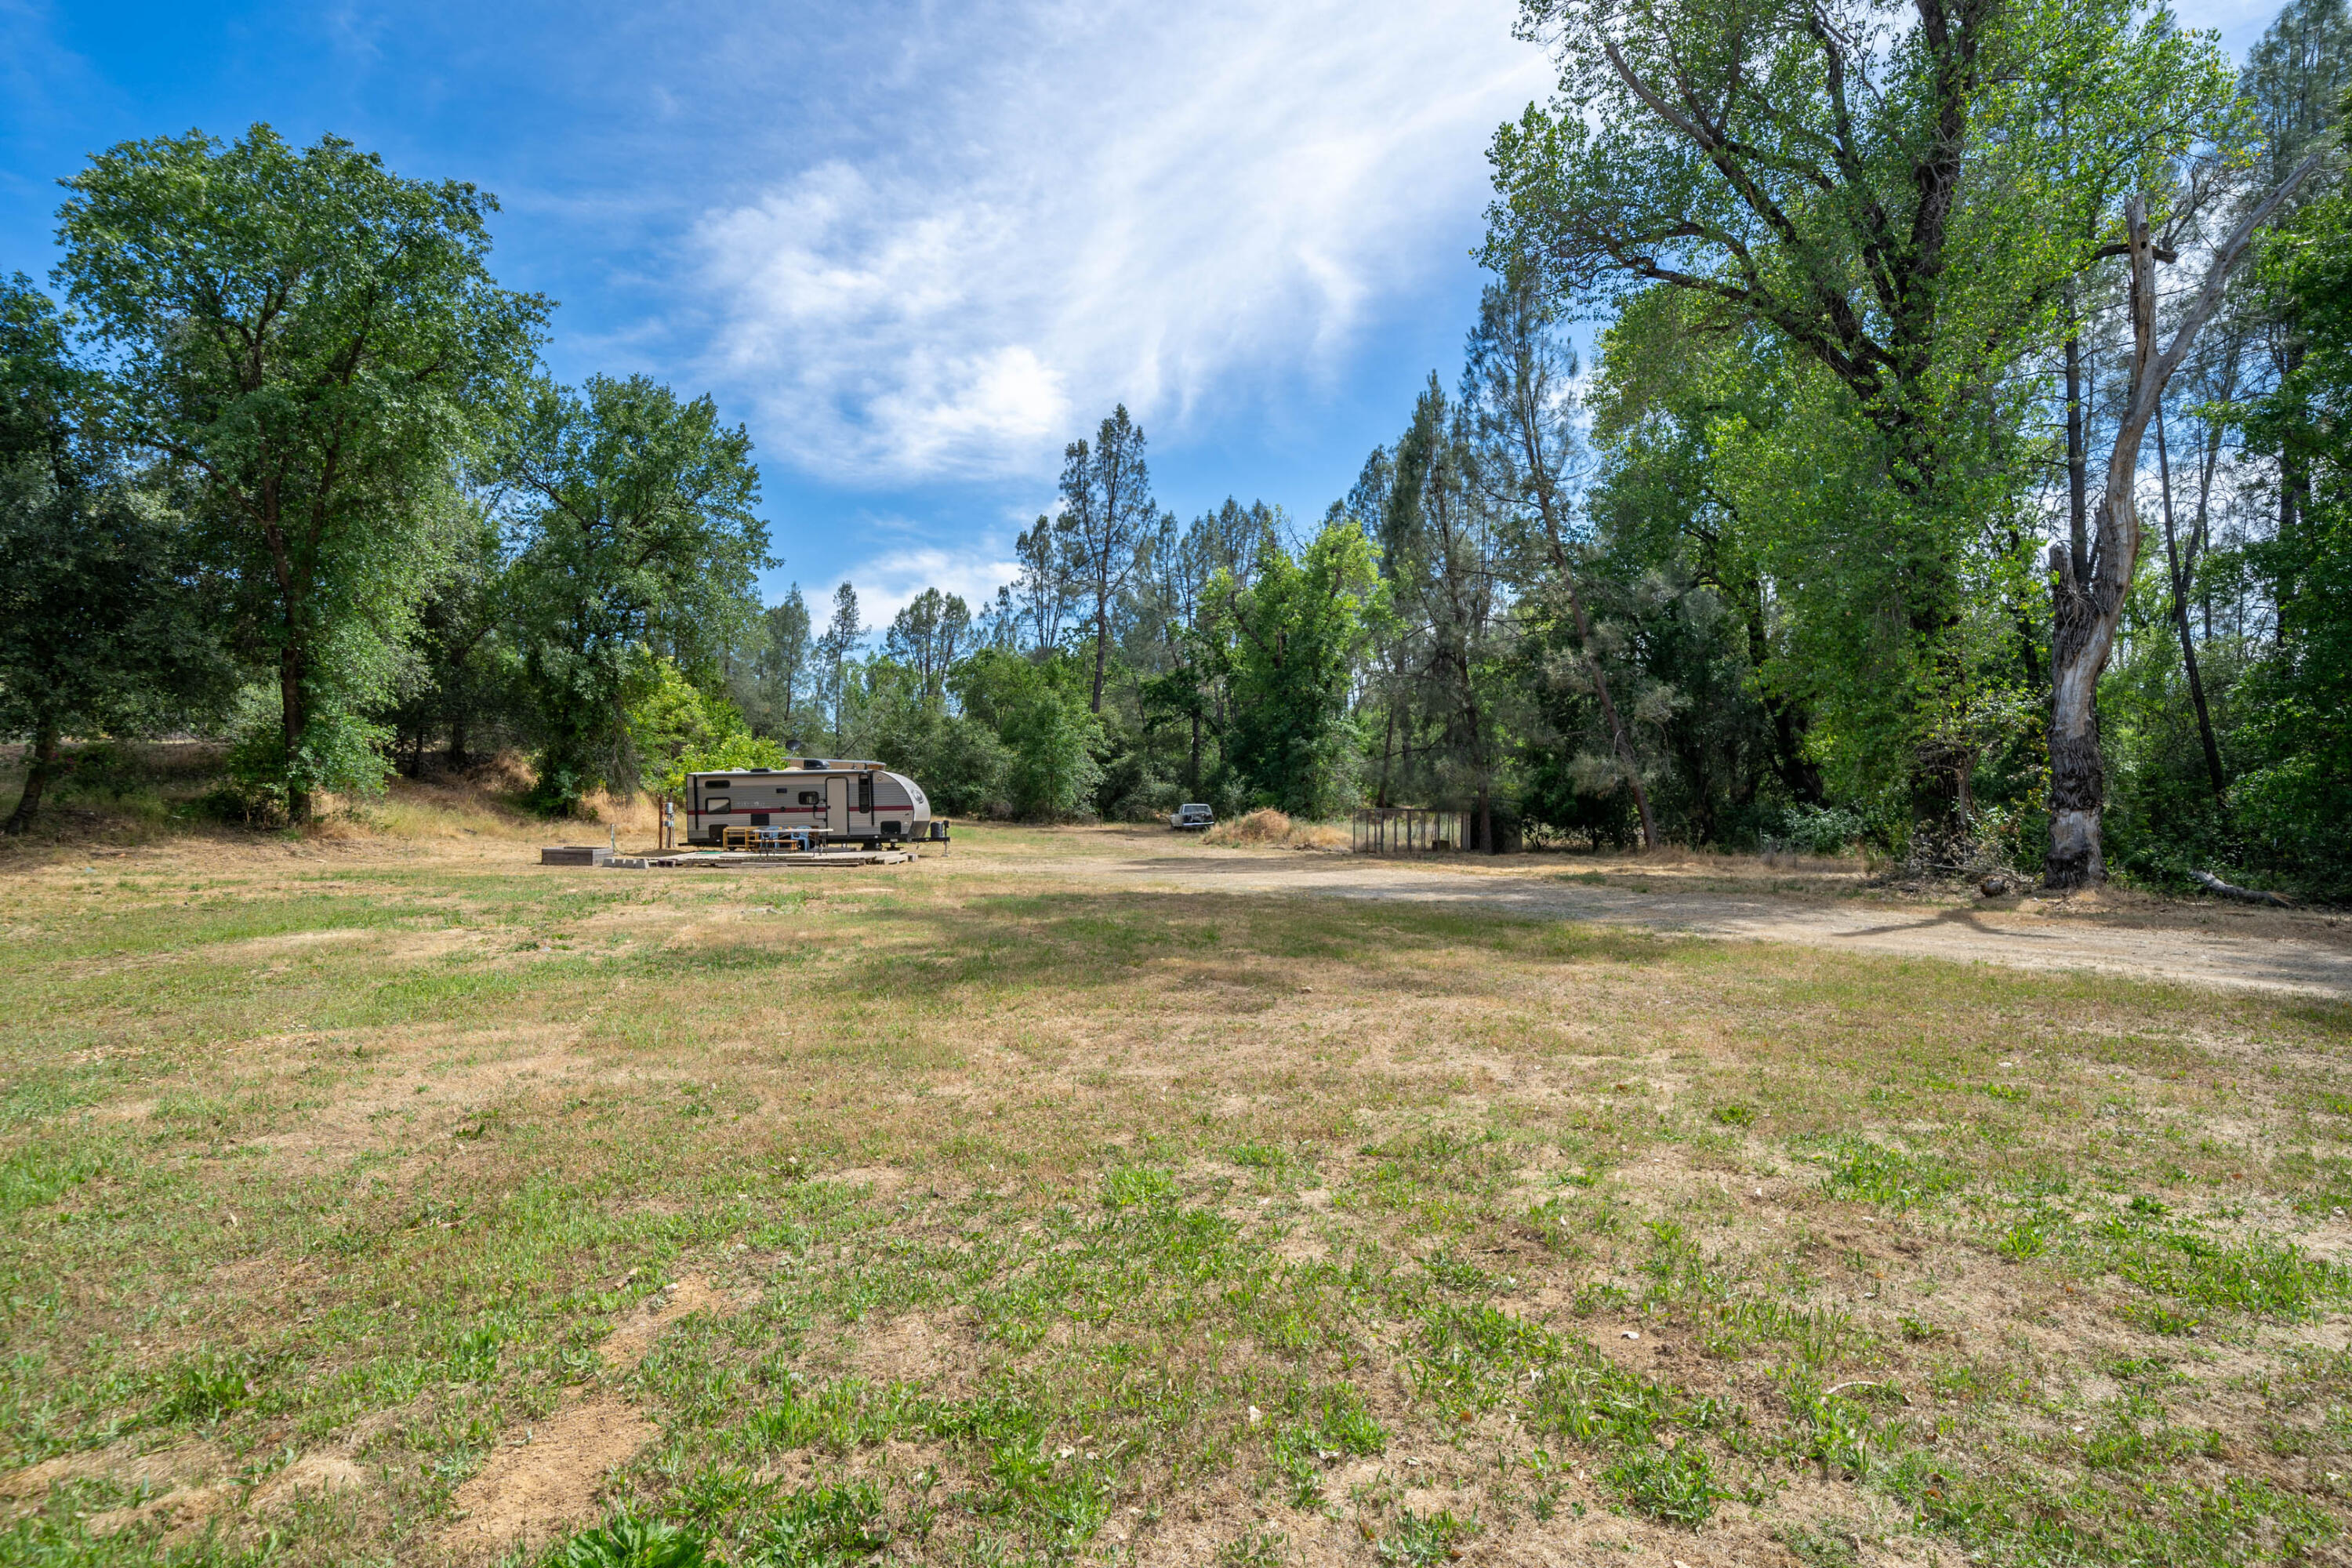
604 849 916 869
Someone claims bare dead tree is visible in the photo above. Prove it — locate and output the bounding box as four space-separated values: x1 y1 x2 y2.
2045 150 2328 887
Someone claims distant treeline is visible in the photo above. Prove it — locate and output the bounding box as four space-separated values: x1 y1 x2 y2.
5 0 2350 900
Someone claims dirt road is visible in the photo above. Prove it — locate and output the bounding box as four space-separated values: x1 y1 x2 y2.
986 839 2352 1000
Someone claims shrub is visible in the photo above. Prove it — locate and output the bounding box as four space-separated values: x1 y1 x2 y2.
1761 803 1867 855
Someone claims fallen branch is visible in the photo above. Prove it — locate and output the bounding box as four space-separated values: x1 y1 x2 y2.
2190 869 2291 907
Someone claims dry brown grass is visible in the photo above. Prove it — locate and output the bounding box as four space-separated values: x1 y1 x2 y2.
3 785 2350 1566
1204 806 1295 844
1203 808 1351 851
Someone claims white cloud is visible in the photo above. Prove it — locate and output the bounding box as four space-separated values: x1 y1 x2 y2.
798 540 1025 635
694 1 1546 485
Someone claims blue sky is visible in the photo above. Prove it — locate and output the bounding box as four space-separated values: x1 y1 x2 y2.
0 0 2287 628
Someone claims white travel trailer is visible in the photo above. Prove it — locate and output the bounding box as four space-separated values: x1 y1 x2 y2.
684 760 941 848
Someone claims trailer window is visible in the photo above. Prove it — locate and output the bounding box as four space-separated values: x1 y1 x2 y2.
858 774 873 813
797 791 818 805
704 797 729 813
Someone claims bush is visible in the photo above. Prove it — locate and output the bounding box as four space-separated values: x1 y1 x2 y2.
1761 803 1867 855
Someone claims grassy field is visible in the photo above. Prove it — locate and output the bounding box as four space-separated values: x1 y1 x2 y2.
5 786 2352 1566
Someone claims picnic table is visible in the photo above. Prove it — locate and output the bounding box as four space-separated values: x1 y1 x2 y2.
720 826 817 853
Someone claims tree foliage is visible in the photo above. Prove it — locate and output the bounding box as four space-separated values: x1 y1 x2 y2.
495 373 767 815
8 17 2347 894
55 125 547 819
0 278 230 830
1216 518 1384 818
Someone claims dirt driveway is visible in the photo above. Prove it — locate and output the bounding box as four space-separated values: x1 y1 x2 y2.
971 834 2352 999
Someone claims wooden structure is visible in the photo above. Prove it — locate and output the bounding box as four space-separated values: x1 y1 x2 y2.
609 848 913 869
721 825 818 852
1352 808 1464 855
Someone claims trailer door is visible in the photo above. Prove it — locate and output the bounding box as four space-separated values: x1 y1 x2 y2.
825 775 848 838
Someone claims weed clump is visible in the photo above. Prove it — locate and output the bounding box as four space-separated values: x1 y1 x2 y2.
1374 1506 1480 1564
758 1480 890 1564
157 1350 256 1423
1817 1140 1966 1210
545 1511 713 1567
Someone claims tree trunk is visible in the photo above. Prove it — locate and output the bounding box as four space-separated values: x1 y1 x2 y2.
1540 552 1656 848
3 723 60 835
2047 539 2115 887
2044 156 2324 887
1570 580 1657 851
2064 316 2089 579
1090 601 1109 714
2154 404 2225 800
281 644 311 825
2275 337 2307 643
1373 697 1396 809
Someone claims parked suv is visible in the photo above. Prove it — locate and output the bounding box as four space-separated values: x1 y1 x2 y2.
1170 803 1214 831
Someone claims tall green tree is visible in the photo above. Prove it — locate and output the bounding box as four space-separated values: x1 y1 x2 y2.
1140 499 1260 795
1058 405 1157 713
2243 0 2350 180
0 278 229 831
816 583 866 750
1486 0 2019 510
1584 288 1833 813
55 125 546 821
495 373 767 815
952 648 1102 818
1377 377 1515 849
1465 264 1658 846
1486 0 2236 842
743 586 815 746
1009 514 1078 655
383 501 516 775
2237 0 2351 603
1216 517 1384 817
2227 176 2352 896
885 588 974 702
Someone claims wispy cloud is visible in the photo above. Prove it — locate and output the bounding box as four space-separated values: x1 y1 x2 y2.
786 538 1025 635
694 1 1545 486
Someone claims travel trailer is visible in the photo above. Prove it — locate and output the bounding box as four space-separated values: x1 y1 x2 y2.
683 760 939 848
